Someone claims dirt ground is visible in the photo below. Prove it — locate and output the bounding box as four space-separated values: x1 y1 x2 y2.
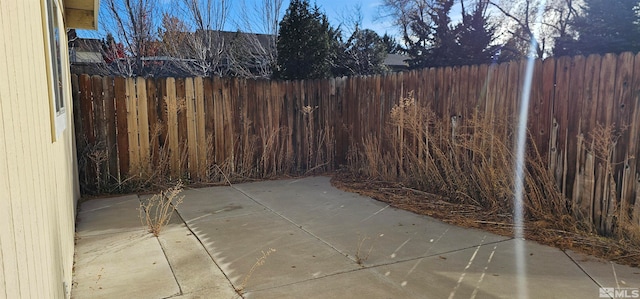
330 172 640 268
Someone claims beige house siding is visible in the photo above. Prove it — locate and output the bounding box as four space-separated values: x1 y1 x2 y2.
1 0 81 298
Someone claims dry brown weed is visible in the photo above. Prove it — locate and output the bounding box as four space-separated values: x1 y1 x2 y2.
139 181 185 237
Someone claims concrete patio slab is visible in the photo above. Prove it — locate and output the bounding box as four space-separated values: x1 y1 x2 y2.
72 195 180 299
184 176 638 298
565 250 640 290
178 186 270 223
73 176 639 299
76 194 143 237
73 231 179 299
158 223 237 298
234 177 509 266
178 199 360 292
72 195 238 299
243 267 415 299
371 238 600 298
169 288 242 299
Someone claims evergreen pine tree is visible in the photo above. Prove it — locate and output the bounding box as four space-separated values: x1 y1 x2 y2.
382 33 403 54
456 1 498 65
407 0 456 68
275 0 332 79
340 28 389 75
405 0 496 68
554 0 640 56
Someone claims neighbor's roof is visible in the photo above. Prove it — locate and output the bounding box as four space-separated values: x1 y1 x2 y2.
195 30 276 51
72 38 102 52
384 54 409 67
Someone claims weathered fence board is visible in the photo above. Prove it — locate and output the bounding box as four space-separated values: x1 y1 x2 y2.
79 75 95 145
92 75 105 145
145 78 159 166
176 78 188 174
614 53 635 225
631 54 640 224
185 77 197 179
125 78 139 173
114 77 128 176
195 77 207 179
165 77 179 176
103 77 118 179
135 77 149 170
566 55 585 206
552 56 571 194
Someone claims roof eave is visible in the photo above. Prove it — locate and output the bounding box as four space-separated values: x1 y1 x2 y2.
64 0 100 30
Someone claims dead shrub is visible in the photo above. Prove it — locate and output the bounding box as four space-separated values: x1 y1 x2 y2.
125 122 188 192
139 181 185 237
355 91 568 223
338 92 640 265
586 124 639 243
86 142 110 193
236 248 276 294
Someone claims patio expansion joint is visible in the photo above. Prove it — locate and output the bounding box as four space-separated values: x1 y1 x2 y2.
155 236 183 298
232 185 517 293
562 249 608 294
245 237 514 294
232 186 518 267
172 206 244 298
231 185 356 261
364 237 515 270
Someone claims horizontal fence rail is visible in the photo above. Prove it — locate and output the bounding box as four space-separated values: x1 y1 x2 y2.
72 51 640 234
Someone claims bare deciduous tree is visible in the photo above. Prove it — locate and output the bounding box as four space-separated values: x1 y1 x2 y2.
341 28 389 75
378 0 578 60
378 0 436 50
159 0 231 77
102 0 160 76
228 0 284 78
488 0 579 58
336 3 364 37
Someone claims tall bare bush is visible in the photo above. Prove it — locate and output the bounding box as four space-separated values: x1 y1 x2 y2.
584 124 639 243
139 181 185 237
354 91 569 222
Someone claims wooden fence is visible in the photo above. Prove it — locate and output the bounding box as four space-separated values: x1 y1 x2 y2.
72 76 338 189
72 51 640 232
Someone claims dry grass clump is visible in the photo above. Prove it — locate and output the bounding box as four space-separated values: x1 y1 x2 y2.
79 92 334 196
127 123 187 191
585 124 639 245
139 181 185 237
77 138 118 195
355 233 382 265
259 127 294 177
302 105 334 174
352 91 567 222
236 248 276 295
